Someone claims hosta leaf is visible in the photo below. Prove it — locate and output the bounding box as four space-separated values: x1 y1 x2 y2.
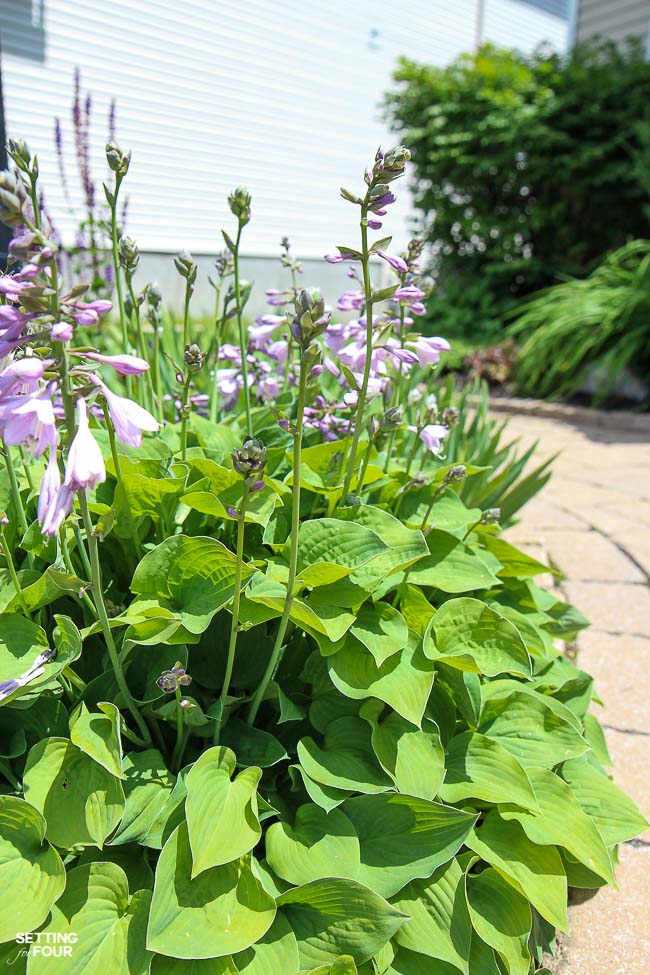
109 750 176 847
131 535 255 634
28 863 151 975
328 638 434 727
233 914 299 975
480 535 551 579
467 811 568 931
407 530 500 593
0 613 50 707
70 701 124 778
77 843 154 897
219 718 288 768
266 804 360 886
388 947 461 974
350 602 408 666
479 690 588 768
147 824 276 959
465 868 532 975
340 505 430 588
291 518 388 587
186 746 262 876
361 702 445 800
424 598 531 677
560 756 649 845
0 796 66 942
500 766 615 884
23 737 124 850
297 717 393 795
342 794 477 898
246 571 329 636
392 857 472 972
289 764 351 812
150 957 238 974
438 733 538 812
277 877 407 968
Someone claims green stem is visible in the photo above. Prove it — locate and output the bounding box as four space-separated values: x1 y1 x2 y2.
209 284 222 424
248 360 307 725
179 374 192 462
152 322 163 421
102 405 143 559
61 531 97 618
1 524 29 615
127 277 155 412
77 490 151 746
214 483 250 744
342 207 373 500
4 448 29 537
109 173 131 396
171 689 186 771
358 432 375 494
233 224 252 437
383 304 407 473
19 448 35 491
182 279 192 351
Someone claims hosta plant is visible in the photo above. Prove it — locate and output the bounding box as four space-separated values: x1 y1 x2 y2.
0 137 645 975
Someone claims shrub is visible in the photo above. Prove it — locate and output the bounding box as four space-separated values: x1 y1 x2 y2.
0 136 645 975
384 40 650 339
509 239 650 403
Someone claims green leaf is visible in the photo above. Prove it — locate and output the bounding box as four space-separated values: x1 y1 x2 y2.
131 535 255 634
500 766 615 884
266 804 360 886
297 717 393 795
340 506 430 590
0 796 66 942
186 746 262 875
467 810 568 931
328 638 434 727
219 718 289 768
233 914 300 975
465 868 532 975
70 701 124 778
76 843 154 897
388 947 462 974
480 535 551 578
342 793 477 898
277 877 407 968
392 857 472 973
479 690 588 768
361 702 445 800
110 748 175 846
424 598 531 677
23 737 125 850
291 519 388 587
0 613 50 707
27 863 151 975
147 824 276 959
150 957 238 974
560 756 649 845
407 530 500 593
288 765 351 813
438 733 538 812
350 602 408 666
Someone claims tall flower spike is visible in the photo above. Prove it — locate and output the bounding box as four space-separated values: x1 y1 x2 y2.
63 398 106 490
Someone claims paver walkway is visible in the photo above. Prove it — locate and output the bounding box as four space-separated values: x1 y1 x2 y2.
499 410 650 975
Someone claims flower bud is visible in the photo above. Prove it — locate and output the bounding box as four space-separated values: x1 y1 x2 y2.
381 406 403 430
231 437 267 479
156 661 191 693
119 235 139 275
174 249 197 286
442 407 459 428
372 145 411 184
184 343 205 373
290 289 331 348
228 186 251 225
145 282 163 309
482 507 501 524
7 138 32 172
106 141 131 176
444 464 467 484
0 170 27 227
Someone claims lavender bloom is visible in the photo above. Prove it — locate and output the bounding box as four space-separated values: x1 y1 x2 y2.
377 250 408 273
249 317 281 350
0 358 52 397
394 286 426 303
367 219 383 230
407 336 451 367
367 189 396 215
38 448 61 526
409 302 427 317
51 321 74 342
0 276 28 299
63 398 106 490
0 390 57 457
93 378 158 448
265 288 292 307
337 290 365 312
418 423 449 455
324 252 359 264
40 483 74 537
82 352 149 375
257 376 281 401
0 648 56 702
266 339 288 364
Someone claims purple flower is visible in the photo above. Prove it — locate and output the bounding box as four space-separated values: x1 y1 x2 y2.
367 219 383 230
266 339 288 364
409 302 427 317
249 317 281 350
377 250 408 273
0 276 27 299
73 299 112 327
368 190 396 215
394 286 426 303
265 289 292 307
0 357 52 396
93 379 159 448
324 251 359 264
51 321 74 342
382 345 418 366
407 336 451 367
337 290 365 312
0 389 57 456
257 376 281 401
417 423 449 455
82 352 150 375
63 398 106 490
38 448 61 526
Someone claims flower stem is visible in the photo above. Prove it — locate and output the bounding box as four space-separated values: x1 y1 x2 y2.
179 373 192 462
77 489 151 746
383 303 407 472
182 278 192 351
214 483 250 744
126 277 155 412
1 523 29 615
233 224 252 438
171 688 186 771
109 173 131 396
102 405 143 559
342 207 373 500
3 448 29 537
209 283 222 424
248 359 307 725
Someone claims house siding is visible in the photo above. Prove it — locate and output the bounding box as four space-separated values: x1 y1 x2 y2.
576 0 650 46
0 0 567 274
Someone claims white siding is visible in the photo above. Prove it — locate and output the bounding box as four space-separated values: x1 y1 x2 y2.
576 0 650 46
1 0 567 260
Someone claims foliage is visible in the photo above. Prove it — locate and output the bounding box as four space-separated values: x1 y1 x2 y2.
0 135 645 975
509 240 650 403
384 40 650 339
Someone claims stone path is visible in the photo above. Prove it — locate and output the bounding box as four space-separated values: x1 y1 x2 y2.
500 410 650 975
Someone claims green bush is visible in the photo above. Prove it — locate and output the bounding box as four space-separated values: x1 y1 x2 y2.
385 40 650 339
509 240 650 403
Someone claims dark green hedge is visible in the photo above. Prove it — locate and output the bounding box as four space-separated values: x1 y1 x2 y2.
385 40 650 338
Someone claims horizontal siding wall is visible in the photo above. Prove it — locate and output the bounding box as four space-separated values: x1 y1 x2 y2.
1 0 567 264
576 0 650 46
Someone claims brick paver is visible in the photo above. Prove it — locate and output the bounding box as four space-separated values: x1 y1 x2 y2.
500 411 650 975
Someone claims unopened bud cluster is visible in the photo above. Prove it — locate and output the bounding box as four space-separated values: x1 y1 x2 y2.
228 186 251 225
290 289 331 348
232 437 267 480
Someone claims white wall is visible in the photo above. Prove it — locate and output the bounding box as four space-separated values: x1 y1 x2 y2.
1 0 568 271
575 0 649 47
